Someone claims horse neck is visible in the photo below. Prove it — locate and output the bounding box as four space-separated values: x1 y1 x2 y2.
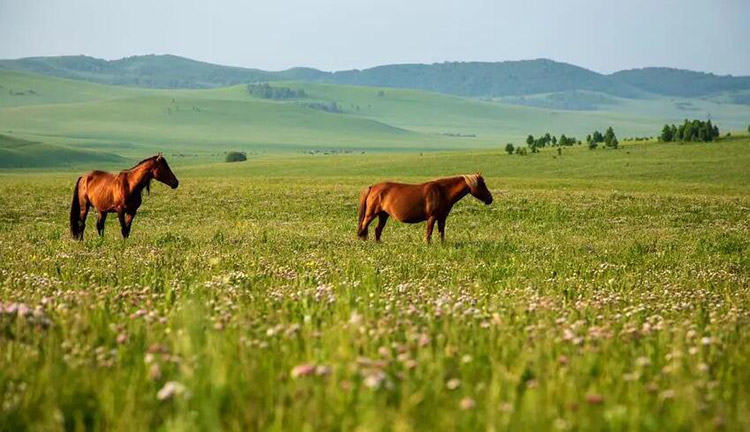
125 162 154 192
442 177 470 204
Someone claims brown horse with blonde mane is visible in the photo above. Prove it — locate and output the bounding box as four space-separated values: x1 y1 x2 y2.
70 154 179 240
357 173 493 243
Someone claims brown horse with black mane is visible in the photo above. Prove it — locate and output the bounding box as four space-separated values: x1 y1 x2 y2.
70 154 179 240
357 173 493 243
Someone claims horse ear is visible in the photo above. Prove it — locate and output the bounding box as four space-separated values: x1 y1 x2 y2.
156 153 163 161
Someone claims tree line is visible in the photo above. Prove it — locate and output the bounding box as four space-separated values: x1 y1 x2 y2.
247 83 306 100
660 119 719 142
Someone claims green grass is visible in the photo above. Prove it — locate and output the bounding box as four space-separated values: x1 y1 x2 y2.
1 139 749 430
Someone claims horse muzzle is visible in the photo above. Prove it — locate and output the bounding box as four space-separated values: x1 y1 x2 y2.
171 180 179 189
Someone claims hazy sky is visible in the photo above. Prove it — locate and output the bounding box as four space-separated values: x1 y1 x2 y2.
1 0 748 75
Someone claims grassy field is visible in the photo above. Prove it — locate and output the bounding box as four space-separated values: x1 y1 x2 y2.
1 139 749 430
3 70 750 168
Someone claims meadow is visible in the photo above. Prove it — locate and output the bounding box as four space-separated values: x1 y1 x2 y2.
1 138 749 431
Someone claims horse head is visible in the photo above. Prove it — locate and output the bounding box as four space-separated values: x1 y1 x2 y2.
152 153 179 189
463 172 493 205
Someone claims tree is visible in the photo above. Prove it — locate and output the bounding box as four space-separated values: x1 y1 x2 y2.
604 127 616 147
586 134 592 144
660 124 674 142
747 124 750 133
505 143 515 155
552 135 557 146
526 135 534 146
592 130 604 143
588 140 598 150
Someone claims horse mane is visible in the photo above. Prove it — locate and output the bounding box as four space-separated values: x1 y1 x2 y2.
129 155 160 170
461 173 481 189
128 154 161 195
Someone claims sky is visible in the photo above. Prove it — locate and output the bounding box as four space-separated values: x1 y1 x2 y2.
1 0 749 75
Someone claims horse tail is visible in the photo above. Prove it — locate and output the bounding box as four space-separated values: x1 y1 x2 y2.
70 177 83 239
357 186 371 236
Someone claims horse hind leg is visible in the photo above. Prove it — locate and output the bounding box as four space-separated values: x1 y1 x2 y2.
425 216 437 244
374 213 389 242
358 211 377 240
96 211 107 237
77 203 90 240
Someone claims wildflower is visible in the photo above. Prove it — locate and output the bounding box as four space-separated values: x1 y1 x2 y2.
315 365 331 376
659 389 675 400
349 312 362 325
586 394 604 405
446 378 461 390
363 371 386 390
148 363 162 380
290 363 316 379
459 397 476 410
157 381 189 401
418 334 430 347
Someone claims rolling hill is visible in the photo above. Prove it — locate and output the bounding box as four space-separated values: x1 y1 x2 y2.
2 69 749 168
3 55 749 100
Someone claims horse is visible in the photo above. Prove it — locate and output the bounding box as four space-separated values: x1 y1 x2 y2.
69 154 179 240
357 173 493 243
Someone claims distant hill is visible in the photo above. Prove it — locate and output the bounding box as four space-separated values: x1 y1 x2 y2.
310 60 647 98
2 55 749 100
0 55 274 89
610 68 750 98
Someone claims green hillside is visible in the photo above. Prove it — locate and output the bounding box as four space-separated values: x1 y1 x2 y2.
0 133 123 168
1 70 749 169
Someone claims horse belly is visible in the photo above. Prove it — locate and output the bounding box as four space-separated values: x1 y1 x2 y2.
87 183 118 212
384 194 427 224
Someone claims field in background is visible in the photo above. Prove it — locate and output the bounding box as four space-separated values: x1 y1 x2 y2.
2 70 750 168
1 140 749 430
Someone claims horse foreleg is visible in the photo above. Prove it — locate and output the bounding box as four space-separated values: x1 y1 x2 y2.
438 218 446 242
375 213 389 242
118 212 135 239
425 217 436 243
96 211 107 237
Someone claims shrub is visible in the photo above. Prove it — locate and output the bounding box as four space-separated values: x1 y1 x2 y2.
504 143 514 155
225 151 247 162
